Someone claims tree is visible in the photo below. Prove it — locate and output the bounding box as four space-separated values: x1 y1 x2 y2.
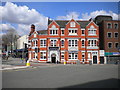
2 28 19 54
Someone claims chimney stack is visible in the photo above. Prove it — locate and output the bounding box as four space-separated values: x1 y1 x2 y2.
31 24 35 32
29 24 35 36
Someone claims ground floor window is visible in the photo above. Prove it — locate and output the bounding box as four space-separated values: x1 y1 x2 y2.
69 53 78 60
40 51 46 60
33 52 37 59
82 52 85 59
61 52 65 59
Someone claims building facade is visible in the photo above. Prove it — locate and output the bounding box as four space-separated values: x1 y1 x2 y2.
17 35 28 49
28 19 100 64
95 15 120 64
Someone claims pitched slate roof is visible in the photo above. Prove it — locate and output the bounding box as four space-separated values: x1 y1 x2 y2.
48 20 90 28
37 30 48 35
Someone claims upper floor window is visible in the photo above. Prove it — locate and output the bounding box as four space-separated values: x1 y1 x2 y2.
40 39 46 47
82 40 85 47
70 22 76 27
68 28 78 35
108 42 112 48
107 23 112 29
68 39 78 47
114 23 118 29
61 28 65 35
61 40 64 47
114 32 118 38
115 42 119 48
107 32 112 38
50 30 58 35
81 29 85 35
88 40 97 46
33 40 37 47
50 39 57 47
88 29 96 35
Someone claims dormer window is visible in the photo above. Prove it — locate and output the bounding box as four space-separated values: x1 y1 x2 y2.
50 25 58 35
70 22 76 27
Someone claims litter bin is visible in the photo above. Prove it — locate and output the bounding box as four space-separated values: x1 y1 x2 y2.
89 60 92 65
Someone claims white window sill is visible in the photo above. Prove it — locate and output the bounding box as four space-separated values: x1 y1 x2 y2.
68 59 78 60
69 34 77 36
40 58 46 60
50 34 58 35
40 46 46 47
88 34 97 36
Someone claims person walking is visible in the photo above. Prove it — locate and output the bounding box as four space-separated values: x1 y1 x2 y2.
25 52 28 63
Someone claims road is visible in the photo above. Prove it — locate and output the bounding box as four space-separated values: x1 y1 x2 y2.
2 64 119 88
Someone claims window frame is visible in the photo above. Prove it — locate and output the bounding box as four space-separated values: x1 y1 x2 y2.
108 42 112 48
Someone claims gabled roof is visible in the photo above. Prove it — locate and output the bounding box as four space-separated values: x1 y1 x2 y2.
37 30 48 35
48 20 90 28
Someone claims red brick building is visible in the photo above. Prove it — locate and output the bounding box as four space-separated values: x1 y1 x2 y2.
28 19 100 64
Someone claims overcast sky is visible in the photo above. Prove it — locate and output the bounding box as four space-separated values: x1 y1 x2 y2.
1 2 119 36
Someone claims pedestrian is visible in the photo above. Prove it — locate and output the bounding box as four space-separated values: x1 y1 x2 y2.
25 53 28 63
20 55 24 63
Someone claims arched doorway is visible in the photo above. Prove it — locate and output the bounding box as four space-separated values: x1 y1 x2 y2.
51 53 56 63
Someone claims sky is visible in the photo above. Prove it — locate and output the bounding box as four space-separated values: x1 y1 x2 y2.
0 2 119 36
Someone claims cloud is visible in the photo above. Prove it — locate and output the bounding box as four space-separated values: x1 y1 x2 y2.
57 10 118 20
1 2 48 35
82 10 118 20
0 24 15 31
1 2 48 25
57 12 79 20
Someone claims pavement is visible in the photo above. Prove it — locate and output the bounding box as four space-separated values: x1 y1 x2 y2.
1 57 63 71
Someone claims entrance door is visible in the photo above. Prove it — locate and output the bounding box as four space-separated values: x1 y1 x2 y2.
52 57 56 63
93 56 97 64
100 57 104 64
51 54 56 63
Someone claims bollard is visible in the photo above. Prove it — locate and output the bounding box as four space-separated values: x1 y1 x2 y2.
26 60 30 66
64 61 66 65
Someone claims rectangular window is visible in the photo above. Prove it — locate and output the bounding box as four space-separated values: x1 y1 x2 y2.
107 23 112 29
33 40 37 47
82 40 85 46
108 42 112 48
40 51 46 59
68 29 78 35
88 52 91 59
82 30 85 35
69 39 78 47
114 32 118 38
61 52 65 59
114 23 118 29
69 53 78 60
33 52 37 59
88 29 96 35
51 40 57 47
61 40 64 47
40 39 46 47
88 40 97 47
61 30 64 35
82 52 85 59
107 32 112 38
50 30 58 35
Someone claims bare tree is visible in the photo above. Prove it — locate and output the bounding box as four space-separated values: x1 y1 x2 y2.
2 28 19 54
